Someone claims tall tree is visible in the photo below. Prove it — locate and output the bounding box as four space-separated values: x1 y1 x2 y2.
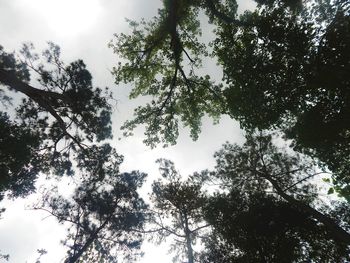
200 134 350 261
149 159 209 263
112 0 350 195
203 191 350 262
34 149 147 263
214 0 350 197
0 43 113 202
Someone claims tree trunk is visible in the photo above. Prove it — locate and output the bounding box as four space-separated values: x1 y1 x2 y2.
0 68 67 102
65 219 109 263
265 174 350 245
0 68 82 145
183 212 194 263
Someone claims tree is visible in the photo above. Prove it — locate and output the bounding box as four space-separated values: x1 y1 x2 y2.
203 191 350 262
149 159 209 263
0 112 41 200
34 150 147 263
109 0 234 147
214 0 350 197
0 43 113 202
111 0 350 195
200 134 350 262
109 0 302 146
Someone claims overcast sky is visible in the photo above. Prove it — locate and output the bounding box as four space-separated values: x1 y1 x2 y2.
0 0 255 262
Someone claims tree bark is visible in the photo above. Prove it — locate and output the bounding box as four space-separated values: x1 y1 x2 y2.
183 212 194 263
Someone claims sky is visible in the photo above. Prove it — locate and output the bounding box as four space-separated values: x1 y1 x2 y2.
0 0 255 262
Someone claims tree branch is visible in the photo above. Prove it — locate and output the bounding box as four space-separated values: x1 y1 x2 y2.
282 172 330 192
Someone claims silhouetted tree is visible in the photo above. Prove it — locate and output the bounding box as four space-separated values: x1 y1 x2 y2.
34 150 147 263
215 0 350 198
0 43 112 203
149 159 209 263
203 192 350 262
201 134 350 262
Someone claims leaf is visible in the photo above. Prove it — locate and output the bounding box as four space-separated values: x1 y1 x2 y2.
327 188 334 195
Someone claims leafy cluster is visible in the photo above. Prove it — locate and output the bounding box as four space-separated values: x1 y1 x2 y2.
214 0 350 196
110 0 228 147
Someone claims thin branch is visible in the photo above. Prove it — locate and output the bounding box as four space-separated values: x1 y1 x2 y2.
155 221 186 238
190 224 210 233
273 168 303 178
181 47 195 64
283 171 330 192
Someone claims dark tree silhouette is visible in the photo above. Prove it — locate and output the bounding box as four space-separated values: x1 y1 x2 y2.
201 134 350 262
0 43 112 203
203 192 350 262
34 151 147 263
215 0 350 198
149 159 209 263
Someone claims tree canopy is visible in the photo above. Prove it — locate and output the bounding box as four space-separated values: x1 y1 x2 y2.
111 0 350 196
131 135 350 262
201 134 350 262
149 159 208 263
0 43 113 202
1 0 350 261
35 167 147 262
216 0 350 197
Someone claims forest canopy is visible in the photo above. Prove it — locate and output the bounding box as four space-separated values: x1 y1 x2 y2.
111 0 350 197
0 0 349 262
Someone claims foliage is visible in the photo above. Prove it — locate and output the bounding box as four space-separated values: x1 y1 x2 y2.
215 0 350 197
0 43 113 202
35 150 147 263
203 192 349 262
200 134 350 262
109 0 228 147
149 159 208 263
139 135 350 262
112 0 350 195
0 112 41 199
34 249 48 263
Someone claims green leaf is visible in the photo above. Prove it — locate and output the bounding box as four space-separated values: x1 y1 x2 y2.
327 188 334 195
